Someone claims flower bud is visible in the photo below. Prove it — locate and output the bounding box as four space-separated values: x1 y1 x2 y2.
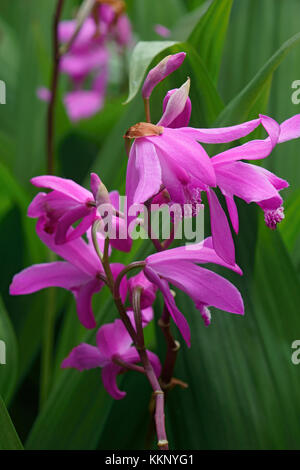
90 173 110 207
128 271 157 309
142 52 186 100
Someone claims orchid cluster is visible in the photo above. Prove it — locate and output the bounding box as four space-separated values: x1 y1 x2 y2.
38 0 132 122
11 52 300 450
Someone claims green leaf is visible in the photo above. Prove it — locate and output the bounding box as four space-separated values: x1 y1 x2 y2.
0 395 23 450
125 41 178 104
170 1 213 42
163 217 300 449
26 298 117 450
215 31 300 126
279 187 300 252
189 0 233 83
0 297 18 403
128 0 185 41
217 0 300 198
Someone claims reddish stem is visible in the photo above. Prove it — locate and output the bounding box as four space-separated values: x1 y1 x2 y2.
46 0 65 175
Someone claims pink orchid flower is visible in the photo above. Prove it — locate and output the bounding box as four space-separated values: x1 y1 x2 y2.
61 316 161 400
142 237 244 347
28 173 131 252
210 114 300 232
126 76 279 264
9 218 127 329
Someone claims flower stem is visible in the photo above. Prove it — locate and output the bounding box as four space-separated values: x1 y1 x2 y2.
113 357 145 374
145 204 181 388
132 288 169 450
91 221 138 341
144 98 151 123
158 306 180 388
46 0 65 175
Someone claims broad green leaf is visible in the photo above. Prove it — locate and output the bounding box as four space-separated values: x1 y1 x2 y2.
128 0 185 41
279 188 300 256
0 297 18 403
0 161 45 264
26 298 118 450
163 218 300 449
215 31 300 126
219 0 300 198
189 0 233 83
170 1 213 42
148 43 224 126
12 1 54 185
125 41 178 104
0 395 23 450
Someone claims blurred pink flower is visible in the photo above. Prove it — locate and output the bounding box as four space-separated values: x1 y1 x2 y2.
36 87 51 103
154 24 171 38
115 14 132 46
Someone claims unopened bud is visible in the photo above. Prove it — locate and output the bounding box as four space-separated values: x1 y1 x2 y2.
90 173 110 207
142 52 186 100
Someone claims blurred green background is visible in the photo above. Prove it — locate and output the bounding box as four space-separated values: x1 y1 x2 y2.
1 0 300 450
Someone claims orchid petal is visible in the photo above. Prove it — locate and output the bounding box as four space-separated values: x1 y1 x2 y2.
206 188 236 266
36 217 101 276
133 140 162 204
61 343 108 371
31 175 92 201
146 236 242 275
211 116 280 166
10 262 90 295
96 319 132 358
147 129 216 187
158 78 190 128
225 195 239 234
72 278 102 329
214 162 282 205
160 88 191 128
101 364 126 400
177 118 262 143
55 204 95 244
151 260 244 316
278 114 300 143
